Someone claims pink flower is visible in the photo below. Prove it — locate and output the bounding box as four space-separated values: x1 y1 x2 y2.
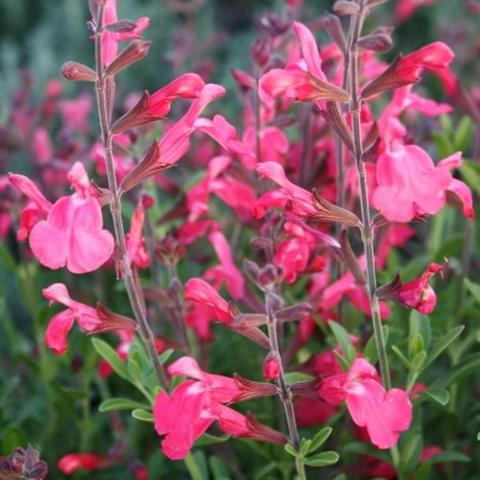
7 174 52 241
363 42 454 98
259 22 348 107
372 146 473 222
391 263 444 314
101 0 149 66
319 358 412 449
273 237 310 284
255 161 316 218
58 453 114 475
120 84 226 191
205 231 245 300
10 162 114 273
154 357 280 460
43 283 135 355
184 278 235 324
396 0 436 22
114 74 207 133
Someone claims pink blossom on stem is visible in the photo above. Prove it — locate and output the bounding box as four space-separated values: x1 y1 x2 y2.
256 161 316 217
396 263 444 314
319 358 412 449
10 162 114 273
184 278 235 324
43 283 135 355
154 357 280 459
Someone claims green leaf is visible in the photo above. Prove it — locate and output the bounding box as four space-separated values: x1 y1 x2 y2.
283 372 315 386
465 279 480 305
420 389 449 406
391 346 411 369
364 326 388 364
409 311 431 354
423 326 464 370
131 408 154 423
430 353 480 389
410 351 427 373
329 321 355 365
127 356 143 382
399 433 422 474
92 338 128 380
254 463 277 480
429 451 470 464
99 398 149 412
461 160 480 195
158 348 174 365
454 116 474 151
284 443 297 457
308 427 333 453
304 451 339 468
195 433 230 447
209 455 231 480
299 439 312 457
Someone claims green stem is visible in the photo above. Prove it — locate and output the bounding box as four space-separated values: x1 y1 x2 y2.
184 452 204 480
93 5 167 389
265 288 307 480
348 1 391 389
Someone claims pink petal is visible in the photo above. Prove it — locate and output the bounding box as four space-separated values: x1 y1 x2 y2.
29 197 72 270
293 22 325 80
42 283 73 308
67 197 114 274
8 173 52 212
44 310 76 355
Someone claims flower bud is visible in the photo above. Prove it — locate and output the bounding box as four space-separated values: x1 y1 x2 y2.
337 230 367 285
260 265 284 289
333 0 360 15
319 14 347 52
357 29 394 52
311 189 362 228
257 12 291 37
276 302 312 322
104 20 138 33
106 40 151 76
263 352 281 380
141 193 155 209
61 61 97 82
321 102 354 152
251 37 271 69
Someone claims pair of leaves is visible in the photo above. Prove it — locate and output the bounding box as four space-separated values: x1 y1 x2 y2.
285 427 339 468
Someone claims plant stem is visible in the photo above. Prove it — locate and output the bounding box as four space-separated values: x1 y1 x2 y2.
265 288 307 480
348 1 391 389
184 453 203 480
93 5 167 389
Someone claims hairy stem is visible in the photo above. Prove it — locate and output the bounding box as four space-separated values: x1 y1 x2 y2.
265 288 307 480
93 5 167 389
348 2 391 389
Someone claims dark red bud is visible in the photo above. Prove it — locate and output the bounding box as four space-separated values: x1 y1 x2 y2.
333 0 360 15
104 20 138 33
251 37 271 69
263 352 281 380
106 40 151 76
61 61 98 82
